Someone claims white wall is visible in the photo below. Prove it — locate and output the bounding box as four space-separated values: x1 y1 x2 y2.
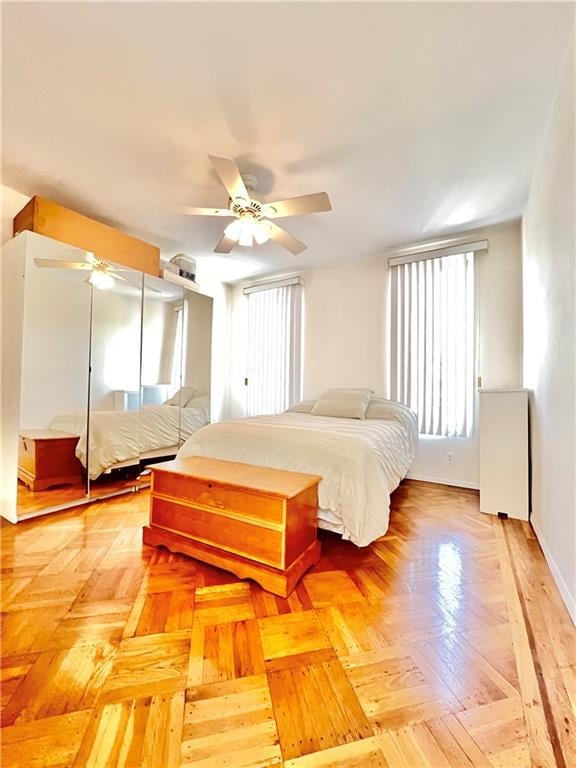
1 185 29 245
522 30 575 622
302 258 388 396
227 220 521 487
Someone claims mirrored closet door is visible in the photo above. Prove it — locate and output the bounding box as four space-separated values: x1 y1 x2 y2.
1 230 213 523
15 233 92 516
138 276 214 489
87 262 144 501
138 273 186 490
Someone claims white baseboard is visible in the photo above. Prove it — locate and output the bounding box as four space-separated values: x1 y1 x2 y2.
530 518 576 626
406 472 479 490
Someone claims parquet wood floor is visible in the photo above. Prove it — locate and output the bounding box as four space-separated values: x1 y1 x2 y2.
1 481 574 767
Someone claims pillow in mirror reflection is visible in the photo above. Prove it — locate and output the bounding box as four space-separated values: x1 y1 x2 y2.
163 387 197 407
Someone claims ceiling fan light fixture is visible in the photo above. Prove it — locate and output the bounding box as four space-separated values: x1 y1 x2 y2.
89 269 114 289
253 221 270 245
224 219 243 241
238 227 253 247
224 216 270 247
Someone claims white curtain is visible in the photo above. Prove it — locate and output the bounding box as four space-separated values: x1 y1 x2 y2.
389 252 475 437
246 283 302 417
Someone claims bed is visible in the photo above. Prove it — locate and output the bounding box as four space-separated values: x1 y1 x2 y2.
177 397 417 546
49 397 210 480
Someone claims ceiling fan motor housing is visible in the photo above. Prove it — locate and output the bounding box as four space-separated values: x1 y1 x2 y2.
231 198 264 220
230 174 266 220
240 172 258 194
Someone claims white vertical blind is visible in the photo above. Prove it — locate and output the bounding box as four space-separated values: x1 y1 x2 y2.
389 251 475 437
246 283 302 416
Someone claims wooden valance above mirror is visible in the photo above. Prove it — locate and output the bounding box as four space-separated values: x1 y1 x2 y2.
13 195 160 277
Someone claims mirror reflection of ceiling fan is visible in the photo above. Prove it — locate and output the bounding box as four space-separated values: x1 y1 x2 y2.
183 155 332 255
34 251 161 292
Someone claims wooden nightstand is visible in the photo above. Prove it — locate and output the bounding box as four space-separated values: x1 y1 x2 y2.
143 456 322 597
18 430 83 491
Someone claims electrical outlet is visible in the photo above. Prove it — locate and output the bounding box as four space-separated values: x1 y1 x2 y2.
447 452 454 464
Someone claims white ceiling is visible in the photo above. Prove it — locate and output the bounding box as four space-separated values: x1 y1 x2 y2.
2 2 573 282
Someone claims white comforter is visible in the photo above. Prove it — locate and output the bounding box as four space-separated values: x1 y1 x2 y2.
50 405 209 480
177 410 417 546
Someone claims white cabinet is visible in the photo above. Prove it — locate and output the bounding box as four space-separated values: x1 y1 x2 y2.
479 389 529 521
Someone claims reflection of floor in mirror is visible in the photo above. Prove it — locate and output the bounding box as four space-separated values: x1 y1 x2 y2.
17 480 89 516
16 468 149 517
90 466 148 500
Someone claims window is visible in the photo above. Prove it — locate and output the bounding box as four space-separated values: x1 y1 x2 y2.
244 278 303 417
389 250 476 437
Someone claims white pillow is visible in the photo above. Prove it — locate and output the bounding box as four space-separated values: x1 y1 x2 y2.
285 400 315 413
311 388 374 419
184 394 210 410
163 386 197 407
366 397 413 420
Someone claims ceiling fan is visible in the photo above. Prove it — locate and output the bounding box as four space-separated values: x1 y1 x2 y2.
34 251 151 291
183 155 332 255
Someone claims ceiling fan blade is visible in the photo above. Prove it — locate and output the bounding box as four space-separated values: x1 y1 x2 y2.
267 222 307 255
214 233 236 254
34 259 92 270
209 155 249 201
264 192 332 218
182 206 232 217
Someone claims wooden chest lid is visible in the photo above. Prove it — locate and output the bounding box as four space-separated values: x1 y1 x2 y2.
19 430 80 441
149 456 321 499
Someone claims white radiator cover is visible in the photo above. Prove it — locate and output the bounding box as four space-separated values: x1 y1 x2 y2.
479 389 529 521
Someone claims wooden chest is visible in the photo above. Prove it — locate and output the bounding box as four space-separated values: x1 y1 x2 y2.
18 430 83 491
143 456 321 597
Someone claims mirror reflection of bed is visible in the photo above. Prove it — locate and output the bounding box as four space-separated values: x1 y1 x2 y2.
14 232 213 518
